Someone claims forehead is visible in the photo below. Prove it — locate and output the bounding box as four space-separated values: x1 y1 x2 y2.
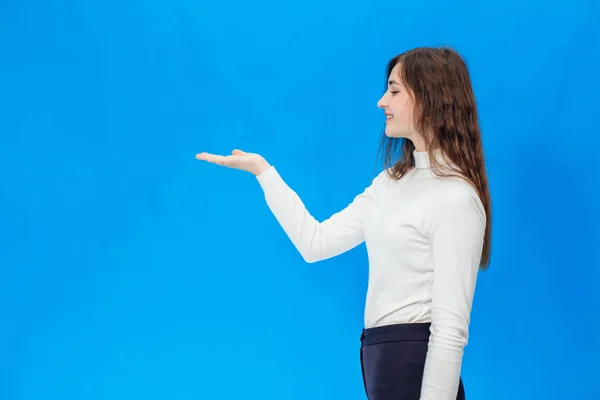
388 63 404 86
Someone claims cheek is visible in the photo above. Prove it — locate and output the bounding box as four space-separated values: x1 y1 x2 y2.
391 107 409 124
389 101 416 133
393 98 413 124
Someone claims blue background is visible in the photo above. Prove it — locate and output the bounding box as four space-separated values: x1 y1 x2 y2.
1 0 599 399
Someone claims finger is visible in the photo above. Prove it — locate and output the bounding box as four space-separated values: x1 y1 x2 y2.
196 152 228 165
196 152 216 161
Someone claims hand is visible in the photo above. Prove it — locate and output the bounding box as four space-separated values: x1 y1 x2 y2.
195 149 271 176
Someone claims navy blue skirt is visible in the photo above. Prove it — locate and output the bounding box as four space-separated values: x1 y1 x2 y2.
360 322 465 400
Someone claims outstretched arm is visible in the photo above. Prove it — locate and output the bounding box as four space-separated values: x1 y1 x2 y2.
256 166 384 263
195 148 385 263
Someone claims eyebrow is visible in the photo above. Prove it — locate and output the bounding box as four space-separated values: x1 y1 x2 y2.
388 80 402 86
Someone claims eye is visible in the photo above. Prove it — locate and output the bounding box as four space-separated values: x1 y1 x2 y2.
390 91 399 95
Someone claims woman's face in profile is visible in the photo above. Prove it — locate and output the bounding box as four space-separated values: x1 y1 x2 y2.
377 64 418 142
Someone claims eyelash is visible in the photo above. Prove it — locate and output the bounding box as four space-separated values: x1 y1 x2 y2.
390 91 399 95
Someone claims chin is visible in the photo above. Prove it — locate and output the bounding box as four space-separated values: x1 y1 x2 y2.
384 128 407 139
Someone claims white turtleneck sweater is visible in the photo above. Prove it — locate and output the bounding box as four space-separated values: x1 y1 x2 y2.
255 149 486 400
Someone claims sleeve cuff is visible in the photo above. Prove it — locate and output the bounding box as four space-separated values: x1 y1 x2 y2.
255 165 281 190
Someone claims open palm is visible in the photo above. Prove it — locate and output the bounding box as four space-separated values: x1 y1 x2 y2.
195 149 270 176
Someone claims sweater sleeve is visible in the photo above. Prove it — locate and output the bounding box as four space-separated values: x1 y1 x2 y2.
420 184 486 400
255 166 384 263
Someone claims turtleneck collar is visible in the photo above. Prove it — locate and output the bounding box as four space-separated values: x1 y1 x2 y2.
413 148 451 169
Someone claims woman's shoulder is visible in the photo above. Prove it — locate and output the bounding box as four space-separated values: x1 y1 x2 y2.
434 178 486 221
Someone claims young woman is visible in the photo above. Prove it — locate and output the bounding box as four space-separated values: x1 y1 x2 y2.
196 46 492 400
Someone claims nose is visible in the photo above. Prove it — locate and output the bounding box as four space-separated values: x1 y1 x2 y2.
377 93 387 109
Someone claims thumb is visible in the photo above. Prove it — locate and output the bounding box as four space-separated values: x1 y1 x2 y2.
231 149 247 155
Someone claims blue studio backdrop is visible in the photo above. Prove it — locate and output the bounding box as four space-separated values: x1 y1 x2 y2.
1 0 599 399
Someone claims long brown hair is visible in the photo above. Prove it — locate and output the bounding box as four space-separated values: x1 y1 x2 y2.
376 46 492 270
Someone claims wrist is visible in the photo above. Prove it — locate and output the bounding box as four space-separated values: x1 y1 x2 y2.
253 159 271 176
